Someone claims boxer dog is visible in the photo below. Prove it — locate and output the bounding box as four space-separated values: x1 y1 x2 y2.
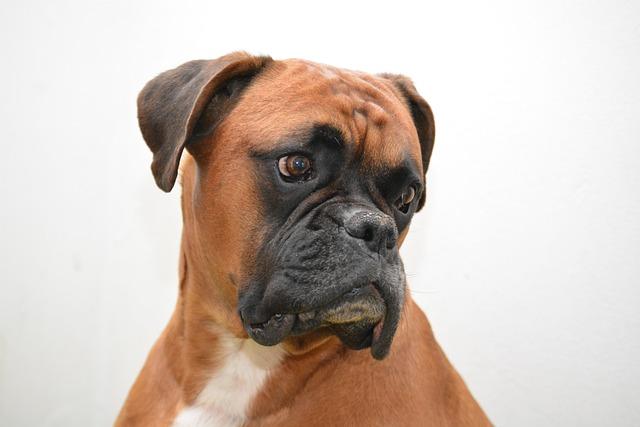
116 52 490 426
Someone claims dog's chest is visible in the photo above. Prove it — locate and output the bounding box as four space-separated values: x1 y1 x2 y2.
173 333 284 427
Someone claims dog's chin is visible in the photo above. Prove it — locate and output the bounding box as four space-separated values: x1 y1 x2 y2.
293 283 386 348
244 284 394 359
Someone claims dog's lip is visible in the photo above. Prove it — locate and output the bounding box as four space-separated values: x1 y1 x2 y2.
243 283 385 341
248 283 383 330
292 283 384 328
244 312 296 346
242 282 399 359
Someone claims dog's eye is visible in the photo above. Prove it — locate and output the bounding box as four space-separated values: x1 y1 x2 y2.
278 155 312 180
394 185 417 214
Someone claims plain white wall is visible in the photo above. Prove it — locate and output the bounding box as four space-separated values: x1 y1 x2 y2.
1 0 639 425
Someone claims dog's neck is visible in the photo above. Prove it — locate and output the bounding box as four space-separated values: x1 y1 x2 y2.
171 323 285 427
169 176 346 422
168 247 348 425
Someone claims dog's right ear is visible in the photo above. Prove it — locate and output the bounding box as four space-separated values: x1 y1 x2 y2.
137 52 272 192
378 73 435 212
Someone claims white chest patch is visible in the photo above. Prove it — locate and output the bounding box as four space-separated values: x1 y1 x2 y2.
173 331 285 427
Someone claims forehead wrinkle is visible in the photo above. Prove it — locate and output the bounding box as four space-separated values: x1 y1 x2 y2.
353 110 368 162
321 76 397 167
232 59 421 172
330 74 418 173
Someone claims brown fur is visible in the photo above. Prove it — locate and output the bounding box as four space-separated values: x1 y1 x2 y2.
116 53 490 426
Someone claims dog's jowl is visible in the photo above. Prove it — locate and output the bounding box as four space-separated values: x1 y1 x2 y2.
116 52 491 427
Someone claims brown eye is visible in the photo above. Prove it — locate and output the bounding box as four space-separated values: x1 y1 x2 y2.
278 155 312 179
402 186 416 205
395 185 417 214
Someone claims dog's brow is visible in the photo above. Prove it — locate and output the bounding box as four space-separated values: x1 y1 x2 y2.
312 124 345 148
250 124 345 158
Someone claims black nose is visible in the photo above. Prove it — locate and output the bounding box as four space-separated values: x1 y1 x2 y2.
344 210 398 253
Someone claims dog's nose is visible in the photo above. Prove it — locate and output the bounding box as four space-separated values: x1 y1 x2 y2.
344 210 397 253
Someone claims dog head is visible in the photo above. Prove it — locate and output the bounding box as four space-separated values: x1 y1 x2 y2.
138 52 434 359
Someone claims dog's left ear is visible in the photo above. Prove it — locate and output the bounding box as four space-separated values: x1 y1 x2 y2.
380 74 435 211
137 52 273 192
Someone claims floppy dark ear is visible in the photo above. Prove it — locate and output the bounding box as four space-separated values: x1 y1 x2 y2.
380 74 435 211
137 52 272 192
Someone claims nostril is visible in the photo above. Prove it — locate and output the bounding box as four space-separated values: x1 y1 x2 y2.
344 209 398 253
362 227 374 242
386 236 396 250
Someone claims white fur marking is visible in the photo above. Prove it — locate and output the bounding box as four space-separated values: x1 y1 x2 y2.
173 331 284 427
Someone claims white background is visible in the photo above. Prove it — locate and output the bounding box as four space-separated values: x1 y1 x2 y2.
1 0 639 425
